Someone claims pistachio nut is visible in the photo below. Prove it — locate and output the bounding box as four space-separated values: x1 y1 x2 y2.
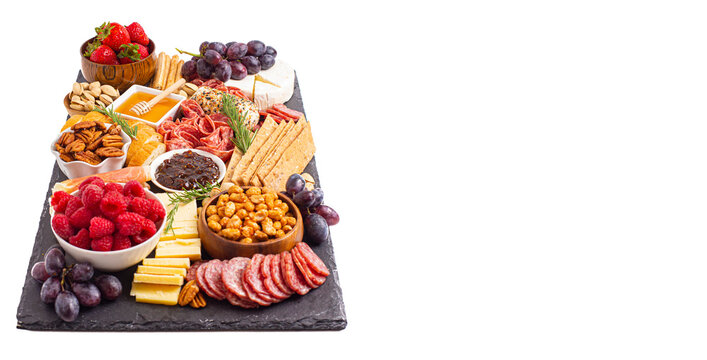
72 82 83 96
100 85 118 98
99 94 113 105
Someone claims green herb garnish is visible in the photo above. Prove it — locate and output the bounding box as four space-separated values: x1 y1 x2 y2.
94 105 139 139
222 93 256 154
163 182 219 234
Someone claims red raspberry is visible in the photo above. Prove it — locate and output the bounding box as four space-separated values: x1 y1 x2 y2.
51 191 71 213
81 184 103 209
112 234 132 250
89 216 115 239
115 212 146 236
148 198 166 222
64 196 83 217
68 207 92 229
123 180 145 198
133 217 157 244
91 235 113 251
69 228 91 249
128 197 152 220
79 177 105 192
103 182 124 194
52 214 76 240
100 191 128 218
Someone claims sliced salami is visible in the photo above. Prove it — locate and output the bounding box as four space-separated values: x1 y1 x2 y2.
225 289 258 309
271 253 294 295
243 275 272 306
292 247 326 287
261 254 290 300
205 260 227 300
196 261 219 299
281 251 311 295
186 260 203 282
244 254 278 303
295 242 330 276
221 257 250 300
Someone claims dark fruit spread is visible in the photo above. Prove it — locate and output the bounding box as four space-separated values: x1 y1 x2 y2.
155 150 219 190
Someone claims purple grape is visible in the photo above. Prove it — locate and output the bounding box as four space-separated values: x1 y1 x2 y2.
203 49 222 66
304 213 329 245
265 46 277 58
207 42 227 57
71 282 101 307
247 40 266 57
199 41 210 55
225 41 236 48
196 59 214 79
226 42 248 60
69 263 93 282
229 61 247 80
240 56 261 75
214 61 232 82
181 60 198 81
54 291 79 322
259 54 275 70
286 174 305 196
44 248 65 277
310 188 324 208
94 275 122 300
31 261 50 283
47 244 64 255
314 205 339 226
293 190 316 208
40 276 61 304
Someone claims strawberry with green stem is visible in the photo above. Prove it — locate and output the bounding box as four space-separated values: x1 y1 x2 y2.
95 22 131 52
117 43 148 64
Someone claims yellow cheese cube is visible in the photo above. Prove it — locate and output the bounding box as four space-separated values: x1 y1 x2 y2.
160 226 199 241
155 246 201 261
141 257 190 268
157 238 201 249
130 282 181 306
133 273 184 286
136 265 187 277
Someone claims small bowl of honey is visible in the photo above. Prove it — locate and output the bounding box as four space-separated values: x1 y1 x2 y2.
111 85 186 128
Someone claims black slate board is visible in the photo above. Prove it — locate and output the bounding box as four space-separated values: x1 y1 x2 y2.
16 72 347 331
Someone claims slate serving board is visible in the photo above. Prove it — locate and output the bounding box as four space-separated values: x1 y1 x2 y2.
16 72 347 331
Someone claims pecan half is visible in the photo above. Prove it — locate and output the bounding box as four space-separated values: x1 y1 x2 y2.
108 125 122 135
94 121 107 131
189 292 206 308
71 120 96 131
95 147 124 157
74 129 93 143
178 280 199 306
102 135 124 148
74 151 102 165
65 140 86 153
86 135 105 151
59 153 74 162
55 143 65 153
57 132 75 147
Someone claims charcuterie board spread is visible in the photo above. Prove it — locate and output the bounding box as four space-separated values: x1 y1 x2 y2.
16 22 346 331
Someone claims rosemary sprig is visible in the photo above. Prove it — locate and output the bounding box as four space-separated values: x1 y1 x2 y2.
94 105 139 139
222 93 256 154
163 182 219 234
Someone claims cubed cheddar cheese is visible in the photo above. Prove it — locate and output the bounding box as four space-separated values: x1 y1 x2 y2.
141 257 190 268
137 265 187 277
130 282 181 306
133 273 184 286
155 246 201 261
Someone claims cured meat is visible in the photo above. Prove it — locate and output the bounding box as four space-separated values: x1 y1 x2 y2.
261 254 290 300
243 276 272 306
271 253 294 295
244 254 278 304
292 246 326 287
272 104 304 119
225 289 258 308
295 242 330 277
205 260 227 300
186 260 203 282
221 257 251 301
281 251 311 296
52 166 151 194
196 261 219 299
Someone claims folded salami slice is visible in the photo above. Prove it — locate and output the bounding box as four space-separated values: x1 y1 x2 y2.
295 242 330 276
205 260 227 300
292 247 326 287
281 251 311 296
261 254 291 300
221 257 252 301
271 253 294 295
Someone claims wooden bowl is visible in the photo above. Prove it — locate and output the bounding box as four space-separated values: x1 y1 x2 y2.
63 92 89 116
80 37 157 92
198 187 303 259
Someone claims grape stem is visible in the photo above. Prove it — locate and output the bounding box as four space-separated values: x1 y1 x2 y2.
176 48 201 58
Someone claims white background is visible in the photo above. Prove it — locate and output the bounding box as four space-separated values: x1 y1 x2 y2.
2 0 707 359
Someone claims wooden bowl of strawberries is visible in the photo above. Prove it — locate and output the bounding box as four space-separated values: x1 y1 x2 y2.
80 22 158 92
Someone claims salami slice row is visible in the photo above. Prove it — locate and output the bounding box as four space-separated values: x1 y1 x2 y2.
193 242 329 308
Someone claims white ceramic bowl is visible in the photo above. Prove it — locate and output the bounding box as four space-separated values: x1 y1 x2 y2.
111 84 185 129
51 124 132 180
50 187 166 272
149 149 226 193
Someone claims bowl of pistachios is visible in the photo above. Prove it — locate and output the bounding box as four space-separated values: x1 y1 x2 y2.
64 81 121 116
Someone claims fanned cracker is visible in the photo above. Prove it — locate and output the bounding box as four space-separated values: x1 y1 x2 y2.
263 122 315 191
230 117 277 184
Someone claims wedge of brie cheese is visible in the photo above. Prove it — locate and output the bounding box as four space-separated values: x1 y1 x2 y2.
226 60 295 111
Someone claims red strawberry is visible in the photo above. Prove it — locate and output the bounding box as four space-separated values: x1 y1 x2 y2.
89 45 119 65
95 22 131 52
117 43 148 64
125 22 149 46
83 39 102 58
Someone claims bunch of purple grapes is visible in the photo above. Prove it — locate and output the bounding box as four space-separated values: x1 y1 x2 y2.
285 174 340 245
181 40 277 82
31 246 122 322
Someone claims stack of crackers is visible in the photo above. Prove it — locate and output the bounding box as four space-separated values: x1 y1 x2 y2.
223 116 315 191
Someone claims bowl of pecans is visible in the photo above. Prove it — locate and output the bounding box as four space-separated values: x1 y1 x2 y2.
51 120 132 179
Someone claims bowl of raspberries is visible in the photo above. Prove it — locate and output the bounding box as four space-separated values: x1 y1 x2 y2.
49 177 166 272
